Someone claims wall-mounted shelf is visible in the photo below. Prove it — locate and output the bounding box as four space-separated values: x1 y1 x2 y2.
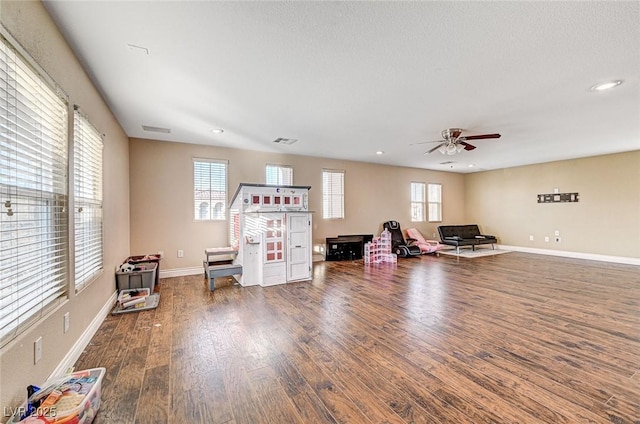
537 192 579 203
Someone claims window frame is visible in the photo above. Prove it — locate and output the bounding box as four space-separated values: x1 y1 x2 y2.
193 158 228 221
410 181 426 222
0 29 69 347
322 169 345 220
265 164 293 186
428 183 443 222
73 106 104 293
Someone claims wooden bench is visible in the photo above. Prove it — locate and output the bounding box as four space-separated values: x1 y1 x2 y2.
203 247 242 291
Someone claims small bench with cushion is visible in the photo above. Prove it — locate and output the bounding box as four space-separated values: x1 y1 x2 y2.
437 225 497 254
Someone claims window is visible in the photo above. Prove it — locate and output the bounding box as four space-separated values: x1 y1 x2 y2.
322 169 344 219
266 164 293 186
410 182 426 222
73 107 103 292
194 159 227 220
428 183 442 222
0 32 69 346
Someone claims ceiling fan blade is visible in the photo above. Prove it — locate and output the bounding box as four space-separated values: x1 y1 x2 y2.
459 141 476 151
462 133 501 141
425 143 445 154
410 139 444 146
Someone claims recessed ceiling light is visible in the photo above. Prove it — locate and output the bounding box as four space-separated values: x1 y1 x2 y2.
210 128 224 134
376 151 384 155
590 80 622 92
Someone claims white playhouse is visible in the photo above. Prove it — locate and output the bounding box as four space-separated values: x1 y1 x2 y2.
227 183 313 287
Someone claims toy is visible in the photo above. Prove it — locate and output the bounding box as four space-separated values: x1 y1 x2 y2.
9 369 105 424
119 263 134 273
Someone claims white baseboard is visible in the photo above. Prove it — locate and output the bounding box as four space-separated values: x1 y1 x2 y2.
159 260 329 278
499 245 640 266
156 247 639 278
159 266 203 279
49 290 118 379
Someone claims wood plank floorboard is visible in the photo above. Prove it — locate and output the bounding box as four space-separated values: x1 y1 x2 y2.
74 252 640 423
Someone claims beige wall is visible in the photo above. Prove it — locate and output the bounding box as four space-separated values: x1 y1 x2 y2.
464 151 640 258
131 140 640 270
129 137 465 270
0 0 130 416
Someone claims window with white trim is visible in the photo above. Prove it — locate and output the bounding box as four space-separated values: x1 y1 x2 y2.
428 183 442 222
0 32 69 346
322 169 344 219
194 159 227 220
410 182 426 222
266 164 293 186
73 107 103 292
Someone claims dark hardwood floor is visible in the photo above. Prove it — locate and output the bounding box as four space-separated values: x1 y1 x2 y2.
75 252 640 423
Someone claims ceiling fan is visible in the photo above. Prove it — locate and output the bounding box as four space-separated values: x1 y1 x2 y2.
417 128 502 155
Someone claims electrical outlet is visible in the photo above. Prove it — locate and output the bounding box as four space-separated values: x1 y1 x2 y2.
529 235 534 241
555 237 561 243
554 230 560 236
34 337 42 364
544 236 549 242
177 249 184 258
433 233 437 238
64 312 70 333
157 251 164 258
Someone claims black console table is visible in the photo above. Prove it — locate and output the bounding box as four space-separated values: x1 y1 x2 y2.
326 234 373 261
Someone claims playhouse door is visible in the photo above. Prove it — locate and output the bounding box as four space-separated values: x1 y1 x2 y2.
286 213 311 282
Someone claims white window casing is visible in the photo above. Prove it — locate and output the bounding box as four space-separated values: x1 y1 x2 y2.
428 183 442 222
266 164 293 186
194 158 228 221
73 106 103 292
322 169 344 219
0 30 69 346
411 182 426 222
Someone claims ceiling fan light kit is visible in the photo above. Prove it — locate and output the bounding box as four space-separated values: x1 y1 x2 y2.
439 143 463 155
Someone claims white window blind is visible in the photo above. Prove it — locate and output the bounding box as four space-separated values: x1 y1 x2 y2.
428 183 442 222
0 33 69 346
322 169 344 219
73 107 103 292
266 164 293 186
411 182 426 222
194 159 227 221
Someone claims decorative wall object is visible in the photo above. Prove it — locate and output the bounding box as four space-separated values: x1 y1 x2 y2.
537 192 579 203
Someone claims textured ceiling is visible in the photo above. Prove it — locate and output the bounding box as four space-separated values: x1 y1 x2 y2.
43 1 639 173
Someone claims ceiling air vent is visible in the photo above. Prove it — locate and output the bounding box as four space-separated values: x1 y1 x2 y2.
439 161 456 165
273 138 298 145
127 44 149 55
142 125 171 134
